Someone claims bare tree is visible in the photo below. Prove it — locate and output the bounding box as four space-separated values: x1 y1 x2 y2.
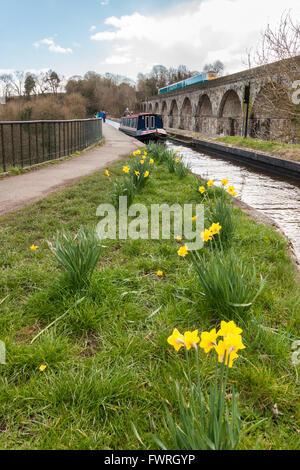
247 11 300 142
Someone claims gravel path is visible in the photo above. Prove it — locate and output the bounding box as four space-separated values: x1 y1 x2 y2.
0 123 143 216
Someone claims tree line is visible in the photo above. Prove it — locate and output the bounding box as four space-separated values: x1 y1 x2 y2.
0 61 224 121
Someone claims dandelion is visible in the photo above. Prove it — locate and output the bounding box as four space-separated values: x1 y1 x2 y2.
177 245 189 258
123 166 130 173
200 329 218 353
201 229 213 242
135 171 140 176
207 180 214 188
144 171 150 178
156 270 164 277
221 179 229 187
199 186 205 194
39 364 47 372
167 329 185 352
105 170 110 177
30 244 38 251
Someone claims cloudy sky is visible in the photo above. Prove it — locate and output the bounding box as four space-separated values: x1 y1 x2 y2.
1 0 300 81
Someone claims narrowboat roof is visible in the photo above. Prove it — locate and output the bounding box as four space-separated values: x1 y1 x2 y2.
121 113 162 119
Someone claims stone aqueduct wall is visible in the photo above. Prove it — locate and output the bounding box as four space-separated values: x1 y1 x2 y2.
141 65 297 141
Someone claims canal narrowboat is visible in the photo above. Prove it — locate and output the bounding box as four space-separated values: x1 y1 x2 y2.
119 113 167 142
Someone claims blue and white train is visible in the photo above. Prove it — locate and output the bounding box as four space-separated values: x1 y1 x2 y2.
158 71 218 95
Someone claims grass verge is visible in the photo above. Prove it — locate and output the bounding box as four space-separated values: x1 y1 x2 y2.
0 149 299 450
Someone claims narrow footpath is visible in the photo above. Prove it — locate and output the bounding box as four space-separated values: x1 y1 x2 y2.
0 123 143 216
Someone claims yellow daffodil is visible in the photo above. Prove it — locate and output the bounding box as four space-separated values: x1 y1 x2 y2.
192 216 197 222
201 229 213 242
140 160 145 165
199 186 205 194
174 149 178 154
214 340 238 368
183 330 200 350
217 321 243 339
123 166 130 173
39 364 47 372
135 171 140 176
167 329 185 352
221 178 229 186
232 190 238 197
214 333 245 368
209 223 222 235
105 170 110 177
175 236 182 242
227 185 235 194
149 158 154 164
207 180 214 187
144 152 148 156
156 270 164 277
175 158 180 163
177 245 189 258
144 171 149 178
136 150 141 155
30 244 38 251
200 329 218 353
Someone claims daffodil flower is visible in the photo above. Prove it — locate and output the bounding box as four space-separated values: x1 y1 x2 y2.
217 321 243 339
200 329 218 353
156 270 164 277
144 171 149 178
105 170 110 177
201 229 213 242
177 245 189 257
183 330 200 350
199 186 205 194
30 244 38 251
167 329 185 352
39 364 47 372
207 180 214 187
123 166 130 173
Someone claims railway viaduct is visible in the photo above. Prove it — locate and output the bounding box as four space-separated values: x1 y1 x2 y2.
142 58 300 142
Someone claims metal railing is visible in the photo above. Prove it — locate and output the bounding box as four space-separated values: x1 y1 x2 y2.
0 118 103 173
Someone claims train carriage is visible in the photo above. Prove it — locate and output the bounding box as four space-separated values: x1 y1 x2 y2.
158 71 218 95
119 113 167 142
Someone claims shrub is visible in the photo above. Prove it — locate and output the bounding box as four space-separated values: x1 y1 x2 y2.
47 227 101 289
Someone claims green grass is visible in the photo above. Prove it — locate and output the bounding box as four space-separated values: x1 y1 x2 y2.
0 148 299 450
215 136 300 161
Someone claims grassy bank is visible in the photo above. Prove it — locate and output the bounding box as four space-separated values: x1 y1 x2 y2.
215 136 300 162
0 145 299 450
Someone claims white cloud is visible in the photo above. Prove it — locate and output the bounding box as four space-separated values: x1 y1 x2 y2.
34 38 73 54
91 0 300 78
100 0 110 5
89 25 97 32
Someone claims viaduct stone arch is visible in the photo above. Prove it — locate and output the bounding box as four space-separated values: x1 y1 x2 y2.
142 58 300 142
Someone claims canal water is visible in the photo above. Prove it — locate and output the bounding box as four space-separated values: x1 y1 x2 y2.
107 119 300 263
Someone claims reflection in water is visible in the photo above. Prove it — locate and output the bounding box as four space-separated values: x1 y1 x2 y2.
166 141 300 263
106 120 300 263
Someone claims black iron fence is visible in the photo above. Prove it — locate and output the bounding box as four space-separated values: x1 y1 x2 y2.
0 118 103 173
